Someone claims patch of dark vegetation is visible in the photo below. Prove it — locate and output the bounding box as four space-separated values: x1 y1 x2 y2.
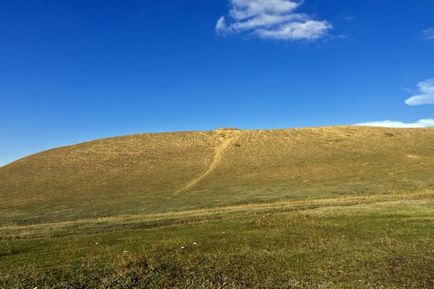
0 242 15 257
0 254 311 289
3 249 433 289
217 128 240 131
325 138 344 143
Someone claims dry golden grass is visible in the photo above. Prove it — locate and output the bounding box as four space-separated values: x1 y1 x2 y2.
1 126 434 226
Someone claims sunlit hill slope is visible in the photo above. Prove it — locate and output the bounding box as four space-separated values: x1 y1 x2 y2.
1 126 433 226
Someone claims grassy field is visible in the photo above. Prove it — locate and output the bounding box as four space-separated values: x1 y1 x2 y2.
0 126 433 288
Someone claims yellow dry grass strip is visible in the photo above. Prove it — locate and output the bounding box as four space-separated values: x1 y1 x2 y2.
173 130 240 195
1 190 432 239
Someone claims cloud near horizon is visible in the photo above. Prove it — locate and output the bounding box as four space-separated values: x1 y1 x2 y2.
216 0 332 41
405 78 434 106
357 119 434 128
422 28 434 40
362 79 434 128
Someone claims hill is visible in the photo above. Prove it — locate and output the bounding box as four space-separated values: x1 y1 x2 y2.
1 126 433 226
0 126 433 288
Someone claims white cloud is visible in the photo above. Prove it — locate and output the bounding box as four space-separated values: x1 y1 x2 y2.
357 119 434 128
216 0 332 41
405 78 434 106
422 28 434 40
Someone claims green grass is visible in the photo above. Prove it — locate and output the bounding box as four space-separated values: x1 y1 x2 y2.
0 195 433 288
0 127 434 288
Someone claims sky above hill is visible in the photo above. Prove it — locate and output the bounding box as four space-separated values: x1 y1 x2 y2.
1 0 434 166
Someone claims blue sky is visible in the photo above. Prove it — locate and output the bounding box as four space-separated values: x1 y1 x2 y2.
1 0 434 166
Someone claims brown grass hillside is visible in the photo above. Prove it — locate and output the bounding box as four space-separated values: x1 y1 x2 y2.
1 126 433 226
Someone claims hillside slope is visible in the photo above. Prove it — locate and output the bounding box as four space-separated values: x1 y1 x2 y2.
1 126 434 225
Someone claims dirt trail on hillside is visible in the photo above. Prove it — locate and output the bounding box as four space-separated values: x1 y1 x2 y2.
174 130 240 195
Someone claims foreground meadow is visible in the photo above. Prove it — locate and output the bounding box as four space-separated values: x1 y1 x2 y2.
1 191 433 289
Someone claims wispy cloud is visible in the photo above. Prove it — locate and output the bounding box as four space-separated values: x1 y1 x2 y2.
357 119 434 128
405 78 434 106
359 79 434 128
422 28 434 40
216 0 332 41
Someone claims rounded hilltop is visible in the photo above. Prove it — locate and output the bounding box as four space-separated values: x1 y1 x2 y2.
0 126 433 226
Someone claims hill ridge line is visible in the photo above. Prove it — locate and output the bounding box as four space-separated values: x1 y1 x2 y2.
173 130 240 195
